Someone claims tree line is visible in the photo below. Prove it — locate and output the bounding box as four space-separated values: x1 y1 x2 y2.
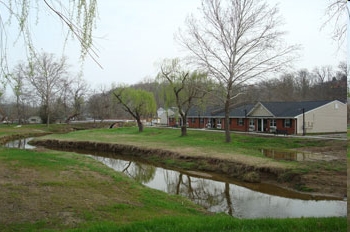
0 53 346 130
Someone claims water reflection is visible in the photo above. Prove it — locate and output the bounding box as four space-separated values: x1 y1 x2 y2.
92 156 346 219
4 138 35 149
261 149 339 162
4 138 346 218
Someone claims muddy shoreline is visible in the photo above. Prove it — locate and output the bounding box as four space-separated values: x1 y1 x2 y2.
29 139 346 199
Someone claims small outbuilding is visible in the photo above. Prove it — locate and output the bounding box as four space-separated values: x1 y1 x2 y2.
28 116 42 124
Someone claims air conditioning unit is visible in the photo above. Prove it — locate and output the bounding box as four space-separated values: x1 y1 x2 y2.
269 126 276 133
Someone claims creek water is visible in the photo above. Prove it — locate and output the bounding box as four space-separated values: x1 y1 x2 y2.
261 149 340 162
5 138 347 219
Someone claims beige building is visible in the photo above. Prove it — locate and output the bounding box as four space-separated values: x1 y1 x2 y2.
294 100 346 134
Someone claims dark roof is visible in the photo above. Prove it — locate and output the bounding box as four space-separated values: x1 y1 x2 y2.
186 100 335 118
212 103 255 117
187 105 219 117
258 100 333 117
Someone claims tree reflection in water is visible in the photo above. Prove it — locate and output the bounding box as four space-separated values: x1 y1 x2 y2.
99 158 156 184
165 172 229 214
6 138 347 218
5 138 35 149
90 156 346 218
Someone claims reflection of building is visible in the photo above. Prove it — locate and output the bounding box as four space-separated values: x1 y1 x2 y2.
168 100 346 135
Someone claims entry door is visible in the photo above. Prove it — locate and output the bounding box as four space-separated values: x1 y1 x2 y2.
258 119 267 132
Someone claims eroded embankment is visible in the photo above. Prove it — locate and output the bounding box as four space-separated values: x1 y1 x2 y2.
30 139 295 184
23 139 347 198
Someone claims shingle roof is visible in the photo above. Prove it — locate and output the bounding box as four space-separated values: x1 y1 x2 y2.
212 103 256 117
258 100 333 117
187 105 219 117
186 100 335 118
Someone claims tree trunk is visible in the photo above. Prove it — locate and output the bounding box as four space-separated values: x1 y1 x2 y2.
181 115 187 136
137 119 143 132
46 112 50 128
181 125 187 136
224 98 231 143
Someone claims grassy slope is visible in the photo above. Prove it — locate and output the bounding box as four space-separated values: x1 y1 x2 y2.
0 124 346 231
37 126 347 174
0 147 345 232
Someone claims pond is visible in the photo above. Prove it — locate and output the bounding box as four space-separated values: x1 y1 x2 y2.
5 138 347 219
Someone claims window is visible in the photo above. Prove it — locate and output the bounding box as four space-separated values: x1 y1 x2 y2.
270 119 276 127
249 119 255 126
284 119 292 128
191 118 196 123
200 118 204 124
237 118 244 126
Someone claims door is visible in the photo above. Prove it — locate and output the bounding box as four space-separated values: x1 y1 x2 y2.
258 119 268 132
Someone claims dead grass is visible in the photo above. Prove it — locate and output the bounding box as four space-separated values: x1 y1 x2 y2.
0 161 137 227
0 148 204 231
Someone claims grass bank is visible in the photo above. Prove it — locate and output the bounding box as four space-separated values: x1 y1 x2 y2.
33 127 346 192
0 147 346 231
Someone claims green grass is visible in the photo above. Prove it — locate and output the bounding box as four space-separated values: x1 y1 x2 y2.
68 216 346 232
34 126 346 174
0 147 345 232
0 125 346 231
37 126 344 157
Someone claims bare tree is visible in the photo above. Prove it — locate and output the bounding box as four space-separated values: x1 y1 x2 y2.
176 0 299 142
312 66 334 84
87 86 113 123
66 78 90 122
322 0 349 46
10 63 31 124
24 53 69 126
295 69 313 100
158 59 210 136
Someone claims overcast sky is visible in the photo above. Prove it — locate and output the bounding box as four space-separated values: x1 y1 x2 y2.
7 0 347 90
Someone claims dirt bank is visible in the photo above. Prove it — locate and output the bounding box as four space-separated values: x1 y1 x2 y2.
30 139 346 199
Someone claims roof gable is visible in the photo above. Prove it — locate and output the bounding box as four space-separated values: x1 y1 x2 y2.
248 102 274 117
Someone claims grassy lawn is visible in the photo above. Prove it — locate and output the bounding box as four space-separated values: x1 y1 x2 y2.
0 147 346 232
34 126 347 174
42 126 333 151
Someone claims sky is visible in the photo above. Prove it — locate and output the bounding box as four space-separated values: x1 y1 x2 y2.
6 0 347 90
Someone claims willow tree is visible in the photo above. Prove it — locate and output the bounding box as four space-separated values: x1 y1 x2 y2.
0 0 99 82
176 0 299 143
113 87 156 132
